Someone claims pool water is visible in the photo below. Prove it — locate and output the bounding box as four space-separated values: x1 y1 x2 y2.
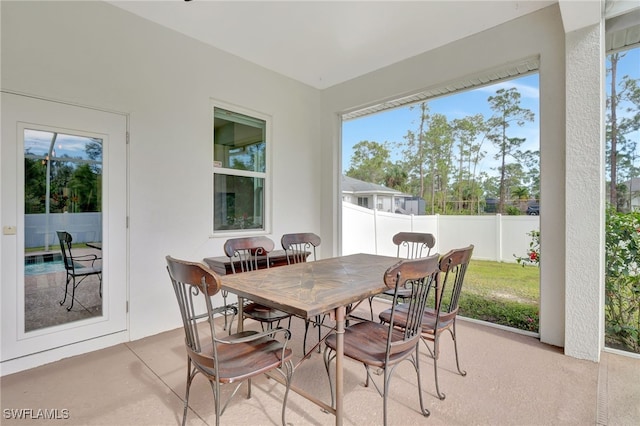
24 253 84 276
24 260 67 276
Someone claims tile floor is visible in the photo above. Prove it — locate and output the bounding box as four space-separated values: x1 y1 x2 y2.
1 301 639 425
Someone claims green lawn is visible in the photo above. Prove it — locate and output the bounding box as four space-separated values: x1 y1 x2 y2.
460 260 540 333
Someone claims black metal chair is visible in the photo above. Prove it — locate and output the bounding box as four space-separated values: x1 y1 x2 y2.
380 244 474 400
324 254 439 426
281 232 322 355
56 230 102 311
166 256 294 426
224 236 292 331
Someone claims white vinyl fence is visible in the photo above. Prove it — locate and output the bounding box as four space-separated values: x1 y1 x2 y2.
342 203 540 262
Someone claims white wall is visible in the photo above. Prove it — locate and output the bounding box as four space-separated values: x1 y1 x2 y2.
322 5 567 348
1 1 322 349
564 23 606 360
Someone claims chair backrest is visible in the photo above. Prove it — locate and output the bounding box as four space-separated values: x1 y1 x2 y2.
56 231 74 272
281 232 321 264
383 254 440 355
435 244 474 320
166 255 221 362
393 232 436 259
223 236 275 273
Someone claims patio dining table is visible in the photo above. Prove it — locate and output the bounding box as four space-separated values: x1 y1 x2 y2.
220 252 399 426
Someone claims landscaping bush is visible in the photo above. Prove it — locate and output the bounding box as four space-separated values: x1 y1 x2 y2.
605 208 640 353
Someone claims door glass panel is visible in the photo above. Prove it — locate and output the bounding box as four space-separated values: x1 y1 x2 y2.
24 129 103 332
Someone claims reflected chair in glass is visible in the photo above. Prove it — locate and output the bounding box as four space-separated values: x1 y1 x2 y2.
367 232 436 318
324 254 439 426
56 230 102 311
166 256 294 426
281 232 322 354
379 244 473 400
223 236 292 331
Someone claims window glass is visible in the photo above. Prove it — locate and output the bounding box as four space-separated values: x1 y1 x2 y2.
213 108 265 172
213 106 267 232
214 174 264 230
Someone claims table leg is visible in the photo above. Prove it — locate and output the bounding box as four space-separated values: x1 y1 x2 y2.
335 306 346 426
237 296 244 333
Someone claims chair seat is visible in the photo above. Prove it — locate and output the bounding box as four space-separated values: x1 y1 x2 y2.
379 304 456 335
382 286 412 298
325 321 418 368
72 267 101 277
243 302 291 323
194 331 293 383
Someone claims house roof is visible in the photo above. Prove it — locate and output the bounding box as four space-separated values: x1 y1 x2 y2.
624 177 640 191
342 175 407 196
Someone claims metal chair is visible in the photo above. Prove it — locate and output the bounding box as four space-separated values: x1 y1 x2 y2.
281 232 322 355
165 256 294 426
366 232 436 318
380 244 474 400
324 254 439 426
56 230 102 311
223 236 292 331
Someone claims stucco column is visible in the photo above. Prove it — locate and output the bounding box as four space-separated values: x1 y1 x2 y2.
564 22 605 362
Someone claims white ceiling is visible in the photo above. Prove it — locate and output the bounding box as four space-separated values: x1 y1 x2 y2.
108 0 557 89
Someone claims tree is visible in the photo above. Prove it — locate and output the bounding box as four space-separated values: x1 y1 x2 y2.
345 140 391 185
487 88 534 214
607 52 640 210
452 114 487 212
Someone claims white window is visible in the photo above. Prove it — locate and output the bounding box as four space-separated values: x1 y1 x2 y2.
357 197 369 208
212 105 269 233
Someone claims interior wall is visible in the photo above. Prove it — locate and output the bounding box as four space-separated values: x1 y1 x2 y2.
321 4 567 348
1 0 322 345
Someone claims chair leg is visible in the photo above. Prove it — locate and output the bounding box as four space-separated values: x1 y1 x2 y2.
221 290 229 330
322 346 336 409
316 315 322 353
67 276 78 311
451 320 467 377
432 336 446 400
303 319 311 355
279 359 295 426
59 274 71 307
182 359 195 426
209 380 222 426
412 346 430 419
368 297 375 321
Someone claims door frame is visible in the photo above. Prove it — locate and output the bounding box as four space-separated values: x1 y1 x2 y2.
1 91 130 375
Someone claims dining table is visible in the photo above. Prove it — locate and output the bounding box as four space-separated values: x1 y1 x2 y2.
219 252 399 426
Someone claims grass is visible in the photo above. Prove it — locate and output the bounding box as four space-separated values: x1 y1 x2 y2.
460 260 540 332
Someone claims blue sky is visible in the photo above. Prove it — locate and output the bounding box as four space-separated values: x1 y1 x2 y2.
24 129 102 161
342 47 640 176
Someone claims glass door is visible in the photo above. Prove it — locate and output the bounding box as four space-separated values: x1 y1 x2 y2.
1 92 128 362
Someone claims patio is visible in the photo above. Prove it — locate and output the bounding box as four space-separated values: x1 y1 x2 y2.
2 299 638 425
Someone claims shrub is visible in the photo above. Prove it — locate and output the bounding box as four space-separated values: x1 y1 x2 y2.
514 230 540 266
605 208 640 353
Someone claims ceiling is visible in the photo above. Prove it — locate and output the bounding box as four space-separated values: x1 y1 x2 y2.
108 0 557 90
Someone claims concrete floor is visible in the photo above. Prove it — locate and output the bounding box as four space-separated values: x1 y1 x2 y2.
1 301 639 426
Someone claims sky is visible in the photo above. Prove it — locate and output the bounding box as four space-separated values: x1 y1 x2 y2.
342 47 640 177
24 129 102 161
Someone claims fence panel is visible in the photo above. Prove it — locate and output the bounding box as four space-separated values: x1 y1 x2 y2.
342 204 539 262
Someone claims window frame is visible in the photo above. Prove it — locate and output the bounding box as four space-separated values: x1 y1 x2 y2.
210 100 271 236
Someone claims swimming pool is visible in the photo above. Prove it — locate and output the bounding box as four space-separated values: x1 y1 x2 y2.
24 253 83 276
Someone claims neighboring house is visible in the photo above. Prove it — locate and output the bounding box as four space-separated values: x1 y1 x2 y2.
341 175 424 215
623 178 640 212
